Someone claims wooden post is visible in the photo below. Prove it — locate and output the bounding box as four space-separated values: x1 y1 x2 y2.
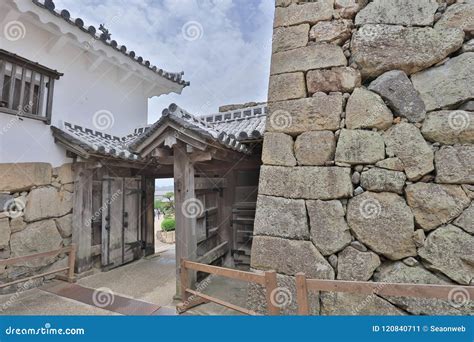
264 270 280 316
296 272 309 315
174 142 197 298
72 163 93 274
219 170 235 267
180 259 189 303
143 177 155 256
67 244 76 282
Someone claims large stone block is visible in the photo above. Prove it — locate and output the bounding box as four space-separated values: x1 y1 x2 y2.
54 163 74 185
384 123 434 181
374 262 472 315
337 246 381 281
10 219 62 267
435 145 474 184
271 44 347 75
368 70 426 123
0 163 52 192
274 0 334 27
251 236 335 279
272 24 309 54
55 214 72 238
267 94 343 134
411 53 474 111
335 129 385 165
259 166 353 200
421 111 474 144
418 225 474 285
294 131 336 166
268 72 306 102
347 191 416 260
435 3 474 34
351 24 464 78
345 88 393 130
320 291 405 315
254 195 309 239
309 19 353 45
24 187 73 222
0 218 10 249
405 183 470 231
454 203 474 234
307 67 361 94
262 133 296 166
307 200 352 256
355 0 438 26
360 168 406 194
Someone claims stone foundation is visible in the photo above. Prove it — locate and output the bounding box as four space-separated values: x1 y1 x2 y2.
250 0 474 315
0 163 74 294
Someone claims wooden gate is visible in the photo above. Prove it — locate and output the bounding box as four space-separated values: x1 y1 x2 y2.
101 177 142 269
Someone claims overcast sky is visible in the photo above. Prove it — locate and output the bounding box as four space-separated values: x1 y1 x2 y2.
54 0 274 123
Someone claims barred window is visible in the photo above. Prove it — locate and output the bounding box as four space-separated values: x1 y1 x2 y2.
0 49 63 124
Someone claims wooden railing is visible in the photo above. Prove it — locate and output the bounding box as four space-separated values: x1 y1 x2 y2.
178 259 280 315
295 272 474 315
0 244 76 289
178 259 474 315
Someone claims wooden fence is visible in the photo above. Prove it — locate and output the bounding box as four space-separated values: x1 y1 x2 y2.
0 244 76 289
178 259 474 315
178 259 280 315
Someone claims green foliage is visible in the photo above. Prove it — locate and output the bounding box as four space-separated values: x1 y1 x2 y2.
161 217 176 232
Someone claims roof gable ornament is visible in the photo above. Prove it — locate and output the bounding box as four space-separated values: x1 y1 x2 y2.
99 24 111 41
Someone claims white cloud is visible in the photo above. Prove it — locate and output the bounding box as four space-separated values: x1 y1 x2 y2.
54 0 274 123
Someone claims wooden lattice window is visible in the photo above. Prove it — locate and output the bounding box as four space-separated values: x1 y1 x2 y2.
0 49 63 124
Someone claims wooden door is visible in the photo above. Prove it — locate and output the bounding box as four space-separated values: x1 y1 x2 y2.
101 177 142 269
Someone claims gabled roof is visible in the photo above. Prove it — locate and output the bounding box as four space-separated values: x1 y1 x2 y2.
52 103 268 162
29 0 189 88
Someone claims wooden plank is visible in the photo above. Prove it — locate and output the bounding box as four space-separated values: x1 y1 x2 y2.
295 273 309 315
0 246 73 266
185 289 259 315
174 142 197 297
0 268 70 289
194 178 227 190
305 279 474 301
176 296 209 314
72 164 93 274
196 241 229 265
264 270 280 316
183 260 265 285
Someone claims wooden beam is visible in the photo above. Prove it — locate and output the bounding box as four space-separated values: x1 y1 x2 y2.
174 142 198 298
185 289 259 315
196 241 229 265
190 151 212 163
194 177 227 190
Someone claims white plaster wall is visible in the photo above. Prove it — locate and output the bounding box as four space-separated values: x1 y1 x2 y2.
0 4 151 166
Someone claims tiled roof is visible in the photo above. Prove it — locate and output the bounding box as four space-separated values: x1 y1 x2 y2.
202 104 268 141
130 104 251 154
31 0 189 87
52 103 267 161
51 122 144 160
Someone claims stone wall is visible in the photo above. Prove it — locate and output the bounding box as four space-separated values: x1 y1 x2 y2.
250 0 473 315
0 163 74 293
